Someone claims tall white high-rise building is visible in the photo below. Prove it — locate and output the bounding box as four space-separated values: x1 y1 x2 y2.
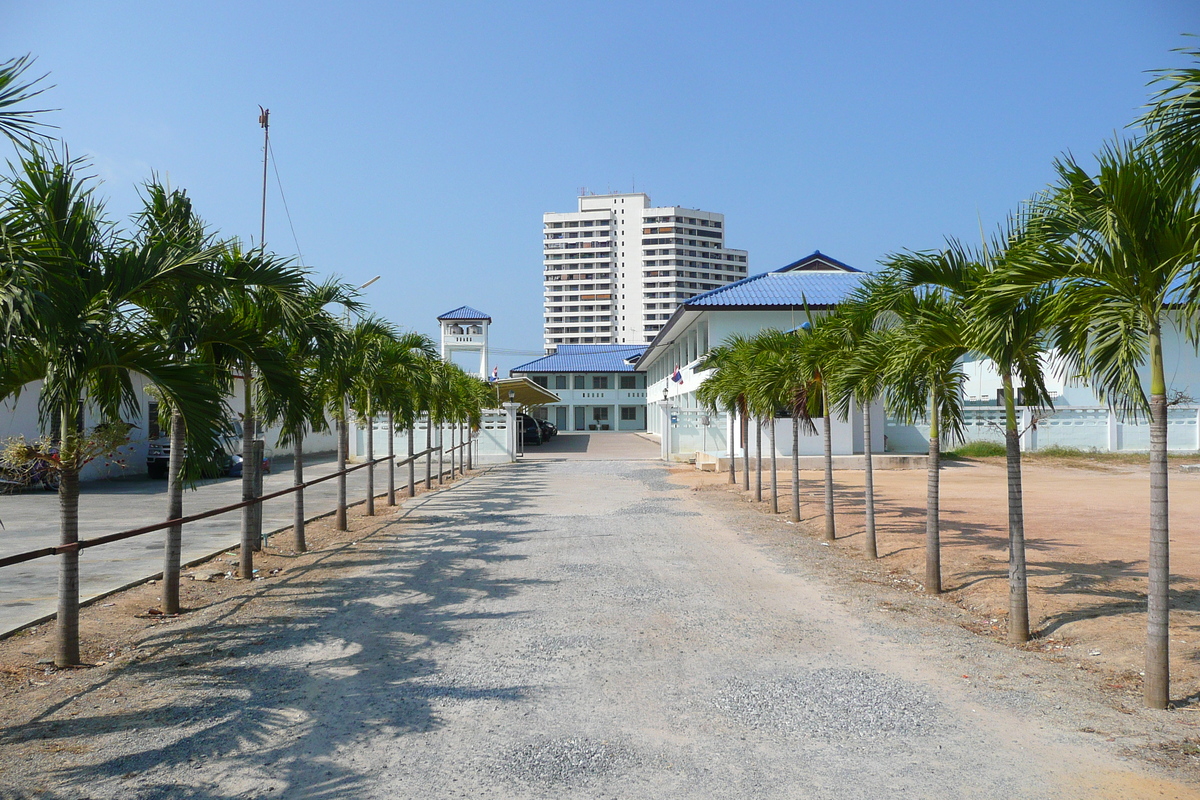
542 192 748 351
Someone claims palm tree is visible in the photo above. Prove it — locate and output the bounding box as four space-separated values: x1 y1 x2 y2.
743 329 820 519
827 297 896 560
318 315 396 528
0 147 224 665
1143 44 1200 181
368 331 436 505
870 266 970 594
258 277 359 551
895 213 1057 641
129 180 223 614
1011 137 1200 708
787 315 843 542
212 242 307 576
697 335 754 492
0 55 54 146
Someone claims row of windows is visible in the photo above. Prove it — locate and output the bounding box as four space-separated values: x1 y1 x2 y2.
546 336 613 345
546 253 613 261
641 216 721 227
644 281 719 292
547 305 608 313
545 240 613 250
545 219 612 229
529 374 643 390
545 230 609 239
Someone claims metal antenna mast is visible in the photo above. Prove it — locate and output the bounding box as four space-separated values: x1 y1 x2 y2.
258 106 270 246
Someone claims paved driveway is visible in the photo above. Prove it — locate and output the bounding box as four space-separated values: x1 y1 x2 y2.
521 431 660 461
4 459 1190 798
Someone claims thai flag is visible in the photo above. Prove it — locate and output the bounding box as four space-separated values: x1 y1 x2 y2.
671 365 684 384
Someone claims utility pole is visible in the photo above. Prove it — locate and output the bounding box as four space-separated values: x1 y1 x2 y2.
258 106 270 247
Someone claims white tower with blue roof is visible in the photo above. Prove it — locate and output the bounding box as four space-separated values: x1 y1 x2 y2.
438 306 491 378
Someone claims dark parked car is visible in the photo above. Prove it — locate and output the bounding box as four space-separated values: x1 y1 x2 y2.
537 419 557 440
518 414 542 446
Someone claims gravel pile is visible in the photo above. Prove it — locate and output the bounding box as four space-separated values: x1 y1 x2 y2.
501 736 641 787
713 668 942 739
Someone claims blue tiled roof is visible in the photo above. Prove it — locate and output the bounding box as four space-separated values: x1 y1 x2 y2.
773 250 861 274
684 271 865 309
437 305 491 321
512 344 645 374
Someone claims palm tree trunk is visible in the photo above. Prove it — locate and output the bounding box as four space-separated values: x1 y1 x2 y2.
162 408 186 614
862 398 878 560
240 367 257 577
293 431 306 552
769 416 778 514
822 394 835 542
424 415 432 489
1146 327 1171 708
741 405 750 492
365 411 375 516
728 409 736 485
336 401 348 531
55 406 81 667
387 411 396 506
408 425 416 497
754 417 763 502
1001 374 1028 643
791 410 801 523
926 388 942 594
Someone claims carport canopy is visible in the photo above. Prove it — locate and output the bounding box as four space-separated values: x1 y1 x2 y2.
490 377 560 409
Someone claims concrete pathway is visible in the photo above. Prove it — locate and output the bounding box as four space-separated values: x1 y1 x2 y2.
0 454 433 634
520 431 660 461
4 459 1193 798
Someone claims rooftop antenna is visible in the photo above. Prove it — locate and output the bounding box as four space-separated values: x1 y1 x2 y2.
258 106 270 247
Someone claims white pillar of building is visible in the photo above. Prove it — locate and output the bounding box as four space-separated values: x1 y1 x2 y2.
503 402 520 462
660 400 672 462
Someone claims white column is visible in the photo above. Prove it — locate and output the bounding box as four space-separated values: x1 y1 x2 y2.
1019 408 1034 452
1108 408 1120 452
660 401 672 462
503 402 520 462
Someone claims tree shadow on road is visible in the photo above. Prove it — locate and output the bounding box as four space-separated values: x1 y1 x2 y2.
0 468 554 798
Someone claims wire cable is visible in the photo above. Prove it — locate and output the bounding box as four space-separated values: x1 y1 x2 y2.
266 138 305 265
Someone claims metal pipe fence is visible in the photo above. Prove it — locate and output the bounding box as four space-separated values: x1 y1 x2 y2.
0 441 471 573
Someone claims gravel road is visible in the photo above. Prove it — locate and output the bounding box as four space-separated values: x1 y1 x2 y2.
2 459 1196 799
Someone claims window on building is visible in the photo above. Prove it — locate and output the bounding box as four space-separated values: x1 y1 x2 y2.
619 375 636 389
621 406 638 420
531 376 548 388
592 376 609 390
555 375 567 390
593 407 609 421
574 375 585 390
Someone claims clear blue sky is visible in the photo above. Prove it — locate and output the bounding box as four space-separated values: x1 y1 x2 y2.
7 1 1195 372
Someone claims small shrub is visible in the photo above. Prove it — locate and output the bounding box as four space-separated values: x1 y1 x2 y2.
1034 444 1094 458
945 441 1007 459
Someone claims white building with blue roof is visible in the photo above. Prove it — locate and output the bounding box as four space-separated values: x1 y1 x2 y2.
637 251 883 458
511 345 648 431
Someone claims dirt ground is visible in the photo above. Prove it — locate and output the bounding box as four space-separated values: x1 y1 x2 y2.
673 455 1200 708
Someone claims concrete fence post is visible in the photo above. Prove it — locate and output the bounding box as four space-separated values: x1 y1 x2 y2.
1108 408 1120 452
503 402 519 462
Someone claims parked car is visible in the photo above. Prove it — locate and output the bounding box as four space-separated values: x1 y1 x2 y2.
537 419 557 440
517 414 542 446
146 432 270 479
